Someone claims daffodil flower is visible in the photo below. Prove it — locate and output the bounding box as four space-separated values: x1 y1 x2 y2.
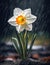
8 8 37 33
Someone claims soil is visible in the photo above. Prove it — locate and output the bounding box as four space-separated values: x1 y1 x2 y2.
0 58 50 65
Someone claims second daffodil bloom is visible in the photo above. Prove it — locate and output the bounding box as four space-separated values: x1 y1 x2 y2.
8 8 37 33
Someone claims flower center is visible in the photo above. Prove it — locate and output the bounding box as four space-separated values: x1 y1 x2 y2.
16 15 26 25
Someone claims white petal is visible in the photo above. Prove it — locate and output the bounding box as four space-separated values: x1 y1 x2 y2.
16 25 24 33
13 8 23 16
8 16 18 26
23 8 31 17
20 26 24 32
8 16 16 22
25 24 32 31
26 14 37 24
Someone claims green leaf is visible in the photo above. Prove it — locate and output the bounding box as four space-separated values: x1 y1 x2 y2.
16 32 23 57
28 34 36 54
12 37 21 55
25 31 28 58
19 32 27 59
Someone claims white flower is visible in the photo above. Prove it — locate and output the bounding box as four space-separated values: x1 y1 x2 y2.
8 8 37 33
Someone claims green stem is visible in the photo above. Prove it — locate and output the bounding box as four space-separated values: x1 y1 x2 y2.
20 30 28 59
20 32 26 59
24 30 28 58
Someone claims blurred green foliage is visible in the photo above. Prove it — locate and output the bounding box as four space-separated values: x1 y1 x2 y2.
34 32 50 45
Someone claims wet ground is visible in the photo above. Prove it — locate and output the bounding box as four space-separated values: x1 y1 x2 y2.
0 61 50 65
0 42 50 65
